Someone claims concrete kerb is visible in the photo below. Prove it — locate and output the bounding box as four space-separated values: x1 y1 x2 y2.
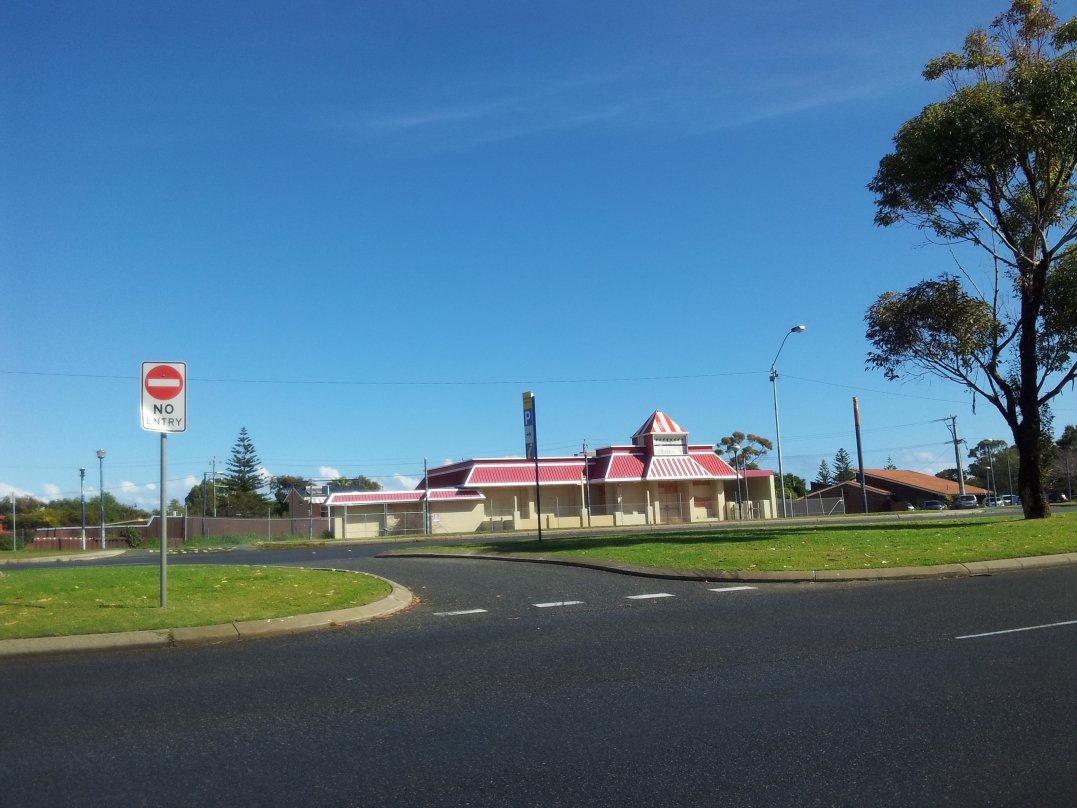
381 549 1077 582
0 550 126 566
0 575 414 659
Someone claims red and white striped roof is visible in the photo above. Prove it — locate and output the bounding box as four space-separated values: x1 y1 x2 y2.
326 488 484 507
588 446 737 482
644 455 717 480
633 410 686 437
410 411 749 493
593 450 648 482
466 461 586 486
688 449 736 477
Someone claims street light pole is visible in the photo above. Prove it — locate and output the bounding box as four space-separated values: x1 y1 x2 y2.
771 324 806 518
79 467 86 551
96 449 106 549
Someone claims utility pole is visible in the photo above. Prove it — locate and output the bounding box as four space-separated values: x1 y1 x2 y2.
853 398 869 514
945 416 967 496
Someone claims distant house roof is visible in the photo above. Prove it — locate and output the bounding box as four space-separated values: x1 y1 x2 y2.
861 469 988 497
802 480 893 499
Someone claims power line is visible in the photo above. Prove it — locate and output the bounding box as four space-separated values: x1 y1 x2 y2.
1 368 760 386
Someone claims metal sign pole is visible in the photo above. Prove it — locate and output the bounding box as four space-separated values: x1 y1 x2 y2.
161 432 168 608
523 392 542 542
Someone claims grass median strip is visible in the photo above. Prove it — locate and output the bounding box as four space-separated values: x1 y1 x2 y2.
0 565 391 640
405 512 1077 572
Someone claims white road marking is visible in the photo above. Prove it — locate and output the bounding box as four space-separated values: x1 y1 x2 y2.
956 618 1077 640
533 601 585 608
433 609 488 617
625 593 674 600
708 586 757 593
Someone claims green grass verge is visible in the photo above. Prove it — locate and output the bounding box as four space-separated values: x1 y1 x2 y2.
0 565 391 640
409 512 1077 571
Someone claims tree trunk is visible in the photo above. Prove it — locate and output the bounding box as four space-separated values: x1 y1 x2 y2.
1014 260 1051 519
1014 391 1050 519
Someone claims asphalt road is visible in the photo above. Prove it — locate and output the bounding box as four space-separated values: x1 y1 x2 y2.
2 550 1076 807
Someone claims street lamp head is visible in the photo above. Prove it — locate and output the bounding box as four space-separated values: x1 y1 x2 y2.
96 449 106 460
791 324 806 333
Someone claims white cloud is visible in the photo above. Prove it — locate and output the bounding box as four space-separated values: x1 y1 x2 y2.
319 466 341 480
327 53 892 155
390 473 420 491
0 482 35 499
42 483 62 500
114 480 162 510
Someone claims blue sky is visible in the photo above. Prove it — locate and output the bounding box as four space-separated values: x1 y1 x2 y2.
4 1 1075 509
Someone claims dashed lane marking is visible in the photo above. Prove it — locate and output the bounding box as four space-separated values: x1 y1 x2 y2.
533 601 585 608
956 618 1077 640
625 593 674 600
709 586 757 593
433 609 488 617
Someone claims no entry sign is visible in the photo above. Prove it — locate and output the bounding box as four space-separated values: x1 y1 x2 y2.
141 361 187 432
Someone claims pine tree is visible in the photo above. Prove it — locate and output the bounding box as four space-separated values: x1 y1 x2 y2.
816 459 833 486
225 427 264 494
885 456 898 470
833 447 856 482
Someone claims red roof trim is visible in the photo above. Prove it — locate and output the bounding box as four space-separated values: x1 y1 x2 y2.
327 488 484 506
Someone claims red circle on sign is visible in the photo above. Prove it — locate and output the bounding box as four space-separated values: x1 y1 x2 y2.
144 365 184 401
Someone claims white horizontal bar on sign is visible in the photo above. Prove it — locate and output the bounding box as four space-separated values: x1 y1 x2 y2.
533 601 585 608
146 378 182 387
433 609 488 617
625 593 674 600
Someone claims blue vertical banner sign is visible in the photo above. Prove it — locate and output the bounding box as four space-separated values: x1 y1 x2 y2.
522 391 542 541
523 391 537 459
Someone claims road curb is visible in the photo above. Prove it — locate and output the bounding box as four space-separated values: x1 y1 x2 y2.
0 575 414 658
382 549 1077 582
0 550 126 566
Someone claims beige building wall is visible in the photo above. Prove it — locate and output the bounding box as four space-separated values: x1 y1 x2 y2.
332 501 486 538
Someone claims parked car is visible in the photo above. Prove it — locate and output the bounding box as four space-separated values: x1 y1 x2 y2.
984 496 1002 507
1001 495 1020 506
951 494 979 509
1047 491 1069 503
922 500 946 510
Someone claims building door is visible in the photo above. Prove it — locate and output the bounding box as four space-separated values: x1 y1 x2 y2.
659 483 682 523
